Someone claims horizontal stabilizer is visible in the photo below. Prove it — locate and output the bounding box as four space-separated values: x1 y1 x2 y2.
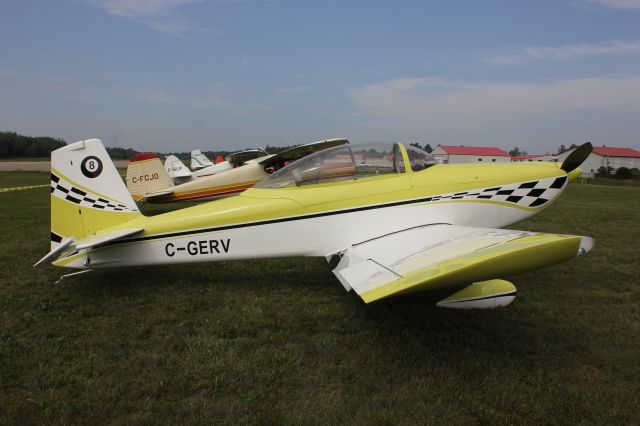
145 188 175 198
34 228 144 267
34 237 76 267
75 227 144 250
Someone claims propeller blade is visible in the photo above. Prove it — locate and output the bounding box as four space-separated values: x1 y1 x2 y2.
561 142 593 173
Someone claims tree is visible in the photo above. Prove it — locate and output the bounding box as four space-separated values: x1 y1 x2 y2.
614 167 632 180
105 147 139 160
509 147 522 157
0 131 66 158
409 143 432 153
557 144 567 154
595 166 614 178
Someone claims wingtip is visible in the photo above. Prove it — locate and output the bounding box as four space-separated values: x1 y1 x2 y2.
576 236 595 257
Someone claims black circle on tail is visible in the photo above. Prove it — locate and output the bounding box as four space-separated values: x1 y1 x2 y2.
81 156 103 178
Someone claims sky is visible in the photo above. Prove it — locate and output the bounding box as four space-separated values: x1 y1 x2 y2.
1 0 639 154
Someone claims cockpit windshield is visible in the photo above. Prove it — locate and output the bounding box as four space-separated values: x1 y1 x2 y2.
255 143 437 189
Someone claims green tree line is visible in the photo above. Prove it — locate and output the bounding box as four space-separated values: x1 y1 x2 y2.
0 131 66 158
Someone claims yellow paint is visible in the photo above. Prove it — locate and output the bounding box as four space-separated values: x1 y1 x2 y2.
359 233 581 303
439 279 516 303
51 170 143 246
117 160 569 241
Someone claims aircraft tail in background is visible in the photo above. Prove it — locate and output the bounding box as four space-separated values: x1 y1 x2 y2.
191 149 214 170
165 155 192 180
125 152 174 202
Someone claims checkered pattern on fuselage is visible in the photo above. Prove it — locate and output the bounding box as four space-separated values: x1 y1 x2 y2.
421 175 568 209
50 173 136 212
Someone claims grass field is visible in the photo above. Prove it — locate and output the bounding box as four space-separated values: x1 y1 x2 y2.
1 171 639 424
0 158 50 162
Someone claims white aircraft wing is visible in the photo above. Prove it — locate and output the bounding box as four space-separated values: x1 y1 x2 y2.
332 224 593 303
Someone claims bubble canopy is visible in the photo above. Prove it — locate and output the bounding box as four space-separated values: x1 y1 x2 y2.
255 143 438 189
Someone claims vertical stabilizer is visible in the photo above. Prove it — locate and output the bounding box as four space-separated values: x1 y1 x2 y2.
125 153 174 201
164 155 192 180
50 139 142 251
191 149 214 170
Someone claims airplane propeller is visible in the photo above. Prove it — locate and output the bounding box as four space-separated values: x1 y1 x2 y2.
561 142 593 173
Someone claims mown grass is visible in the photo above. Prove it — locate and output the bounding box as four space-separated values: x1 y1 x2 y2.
576 177 640 187
0 171 50 188
1 172 638 424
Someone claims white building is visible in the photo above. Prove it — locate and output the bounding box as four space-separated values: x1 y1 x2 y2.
511 154 559 163
432 145 511 164
556 146 640 178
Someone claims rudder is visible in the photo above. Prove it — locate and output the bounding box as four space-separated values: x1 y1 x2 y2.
125 152 174 201
191 149 214 170
164 155 192 180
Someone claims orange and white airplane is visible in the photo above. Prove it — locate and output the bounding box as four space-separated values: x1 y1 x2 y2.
126 138 348 203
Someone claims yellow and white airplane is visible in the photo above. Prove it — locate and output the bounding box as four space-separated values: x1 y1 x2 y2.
126 139 348 203
36 139 594 308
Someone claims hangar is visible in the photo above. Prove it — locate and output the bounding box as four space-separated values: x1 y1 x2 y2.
512 154 558 163
556 145 640 178
431 145 511 164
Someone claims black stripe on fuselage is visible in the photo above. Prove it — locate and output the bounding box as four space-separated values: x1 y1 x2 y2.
102 176 560 248
106 194 444 247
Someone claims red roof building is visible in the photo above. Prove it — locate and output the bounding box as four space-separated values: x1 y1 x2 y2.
435 145 510 157
556 145 640 177
432 145 511 164
512 154 544 160
591 146 640 158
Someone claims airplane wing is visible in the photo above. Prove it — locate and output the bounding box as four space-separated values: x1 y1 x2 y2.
332 224 593 303
259 138 349 168
227 149 268 167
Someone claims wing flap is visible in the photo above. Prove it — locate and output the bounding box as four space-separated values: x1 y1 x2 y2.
333 224 592 303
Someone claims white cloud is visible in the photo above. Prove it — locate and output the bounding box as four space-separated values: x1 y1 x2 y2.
486 40 640 64
586 0 640 10
89 0 208 35
92 0 202 17
348 75 640 147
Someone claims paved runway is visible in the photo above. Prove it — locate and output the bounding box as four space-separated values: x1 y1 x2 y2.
0 160 129 171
